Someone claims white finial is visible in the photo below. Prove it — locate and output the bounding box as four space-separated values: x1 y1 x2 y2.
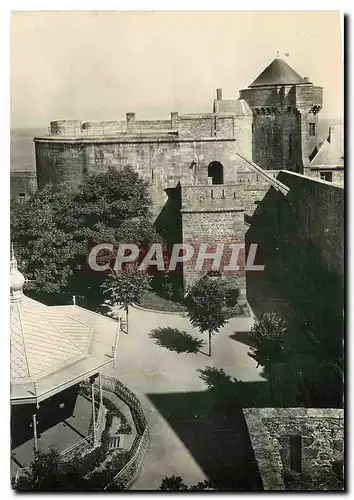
10 244 25 301
276 51 279 58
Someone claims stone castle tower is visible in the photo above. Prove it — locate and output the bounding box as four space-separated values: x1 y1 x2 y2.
11 56 329 293
240 58 323 174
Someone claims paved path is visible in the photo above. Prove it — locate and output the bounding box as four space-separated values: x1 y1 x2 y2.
102 306 265 490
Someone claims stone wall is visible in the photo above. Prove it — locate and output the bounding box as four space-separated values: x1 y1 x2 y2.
35 136 256 218
245 171 343 407
244 408 344 491
240 83 323 173
181 207 246 293
10 171 37 200
179 182 270 295
35 141 86 189
246 170 344 317
306 168 344 187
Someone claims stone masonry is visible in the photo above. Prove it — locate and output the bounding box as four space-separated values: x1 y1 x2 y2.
13 58 340 291
244 408 344 491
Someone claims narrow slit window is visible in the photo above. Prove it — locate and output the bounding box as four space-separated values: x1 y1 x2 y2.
289 435 302 473
309 123 316 136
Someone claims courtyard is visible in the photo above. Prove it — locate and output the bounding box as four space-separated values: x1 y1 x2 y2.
101 305 266 490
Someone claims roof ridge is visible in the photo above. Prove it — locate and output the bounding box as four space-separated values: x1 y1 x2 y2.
55 304 119 324
14 301 32 378
235 152 290 195
26 297 86 354
48 306 94 330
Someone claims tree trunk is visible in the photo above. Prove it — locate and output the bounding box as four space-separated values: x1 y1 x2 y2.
208 331 212 357
125 306 129 334
269 367 273 405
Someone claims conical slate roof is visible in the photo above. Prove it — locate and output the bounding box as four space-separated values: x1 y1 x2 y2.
11 297 93 382
10 252 93 383
250 58 310 87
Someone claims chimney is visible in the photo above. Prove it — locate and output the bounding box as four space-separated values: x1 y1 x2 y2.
171 112 178 129
126 112 136 122
328 126 332 143
216 88 222 100
303 77 310 83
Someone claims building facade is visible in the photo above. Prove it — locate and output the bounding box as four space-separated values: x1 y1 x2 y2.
11 58 344 291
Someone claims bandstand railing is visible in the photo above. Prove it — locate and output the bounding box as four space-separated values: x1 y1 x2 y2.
14 377 149 490
98 376 149 490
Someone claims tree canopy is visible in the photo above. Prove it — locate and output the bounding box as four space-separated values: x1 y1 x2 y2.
248 312 287 403
185 277 229 356
11 166 161 307
13 447 124 491
248 312 287 369
159 475 215 491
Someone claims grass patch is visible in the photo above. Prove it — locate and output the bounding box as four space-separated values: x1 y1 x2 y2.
139 291 249 316
139 291 187 313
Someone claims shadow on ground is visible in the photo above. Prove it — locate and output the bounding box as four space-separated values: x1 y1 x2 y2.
197 366 299 408
147 390 263 491
146 368 303 489
149 327 205 354
229 331 253 348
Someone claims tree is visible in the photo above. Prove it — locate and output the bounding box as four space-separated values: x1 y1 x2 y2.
159 475 215 491
185 277 229 356
248 312 287 404
101 266 151 333
11 186 78 303
11 166 159 308
13 447 124 491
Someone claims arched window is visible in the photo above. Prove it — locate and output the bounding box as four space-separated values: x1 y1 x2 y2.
207 161 224 185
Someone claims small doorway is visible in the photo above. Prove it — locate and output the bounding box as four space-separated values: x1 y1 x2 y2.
208 161 224 185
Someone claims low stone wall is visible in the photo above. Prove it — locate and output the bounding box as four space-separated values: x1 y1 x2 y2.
243 408 344 491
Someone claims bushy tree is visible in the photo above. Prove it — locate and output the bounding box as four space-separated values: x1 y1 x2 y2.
10 186 77 302
13 447 124 491
11 166 160 308
248 312 287 404
159 475 215 491
185 277 229 356
101 266 151 333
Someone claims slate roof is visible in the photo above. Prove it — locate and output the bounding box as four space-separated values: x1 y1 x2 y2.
10 296 92 382
250 58 310 87
214 99 252 115
10 252 117 404
311 124 344 168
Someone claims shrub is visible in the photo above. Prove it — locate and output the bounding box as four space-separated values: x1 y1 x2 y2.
118 422 133 435
160 276 174 299
224 286 240 307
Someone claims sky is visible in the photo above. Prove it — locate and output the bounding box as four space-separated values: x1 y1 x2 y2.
10 10 344 128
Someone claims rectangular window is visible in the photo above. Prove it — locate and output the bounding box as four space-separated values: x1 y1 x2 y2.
320 172 333 182
309 123 316 136
18 193 26 201
289 435 302 473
